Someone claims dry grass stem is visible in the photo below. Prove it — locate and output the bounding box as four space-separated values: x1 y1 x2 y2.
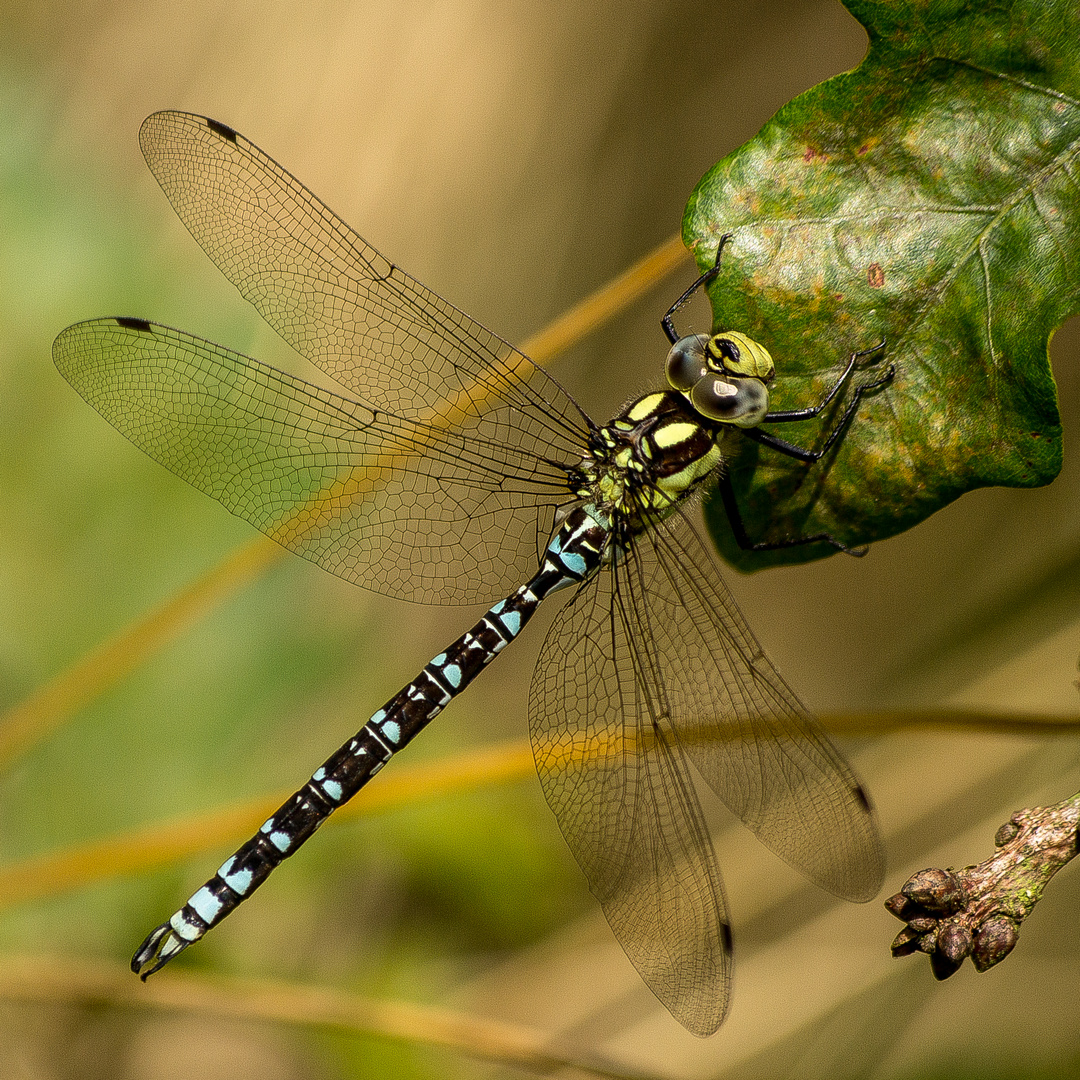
820 709 1080 736
518 233 689 362
0 739 535 909
0 954 651 1080
0 710 1073 911
0 538 282 773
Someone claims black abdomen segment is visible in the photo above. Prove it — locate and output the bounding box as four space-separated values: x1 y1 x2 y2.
131 508 606 976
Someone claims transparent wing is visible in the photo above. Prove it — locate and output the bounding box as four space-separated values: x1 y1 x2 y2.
53 319 580 604
528 507 885 1034
138 110 590 442
632 510 885 902
529 553 733 1038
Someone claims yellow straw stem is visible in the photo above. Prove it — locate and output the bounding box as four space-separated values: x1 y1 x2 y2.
0 710 1074 912
0 739 535 910
519 233 690 363
0 538 283 772
0 954 647 1080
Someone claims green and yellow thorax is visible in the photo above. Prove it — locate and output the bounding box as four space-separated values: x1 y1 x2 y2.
576 390 726 529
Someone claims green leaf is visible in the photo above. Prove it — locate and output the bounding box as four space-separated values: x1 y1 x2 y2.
684 0 1080 570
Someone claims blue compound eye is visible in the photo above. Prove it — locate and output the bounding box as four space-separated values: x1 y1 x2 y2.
690 375 769 427
666 334 710 391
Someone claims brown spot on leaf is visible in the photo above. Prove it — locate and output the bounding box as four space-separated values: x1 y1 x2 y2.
803 146 827 163
867 263 885 288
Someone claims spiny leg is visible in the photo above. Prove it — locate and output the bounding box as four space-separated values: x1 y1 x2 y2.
763 339 888 425
662 234 733 345
747 347 893 464
715 472 869 557
720 343 893 555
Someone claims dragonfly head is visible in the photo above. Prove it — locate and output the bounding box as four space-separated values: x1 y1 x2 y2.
665 331 774 428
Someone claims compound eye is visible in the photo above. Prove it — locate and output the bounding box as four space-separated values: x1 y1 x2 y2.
690 376 769 427
666 334 710 391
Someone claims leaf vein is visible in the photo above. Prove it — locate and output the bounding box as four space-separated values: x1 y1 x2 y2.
938 58 1080 112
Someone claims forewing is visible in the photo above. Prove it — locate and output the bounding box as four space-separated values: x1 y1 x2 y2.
138 111 590 452
529 563 732 1037
53 319 575 603
638 511 885 902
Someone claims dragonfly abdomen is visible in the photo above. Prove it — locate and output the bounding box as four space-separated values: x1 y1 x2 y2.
132 507 607 977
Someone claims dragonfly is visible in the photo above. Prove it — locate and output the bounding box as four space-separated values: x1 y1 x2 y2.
53 111 890 1037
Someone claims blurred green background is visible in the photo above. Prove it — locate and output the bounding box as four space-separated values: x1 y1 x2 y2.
1 2 1080 1078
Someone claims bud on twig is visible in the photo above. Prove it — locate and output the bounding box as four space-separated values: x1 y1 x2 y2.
883 892 912 920
890 926 921 957
972 916 1019 972
884 794 1080 983
938 923 973 965
929 948 962 981
995 821 1020 847
901 868 963 914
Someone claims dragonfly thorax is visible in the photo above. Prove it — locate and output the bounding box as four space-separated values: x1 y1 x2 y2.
575 390 725 528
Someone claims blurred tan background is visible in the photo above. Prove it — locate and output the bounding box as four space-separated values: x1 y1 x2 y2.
1 1 1079 1078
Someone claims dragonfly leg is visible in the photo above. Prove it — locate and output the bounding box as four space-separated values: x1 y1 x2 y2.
716 339 893 556
661 234 733 344
751 347 893 464
762 339 888 425
717 470 868 557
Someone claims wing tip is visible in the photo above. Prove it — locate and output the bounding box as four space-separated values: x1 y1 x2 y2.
205 117 239 143
827 836 888 903
677 991 730 1039
114 316 153 333
140 110 238 153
